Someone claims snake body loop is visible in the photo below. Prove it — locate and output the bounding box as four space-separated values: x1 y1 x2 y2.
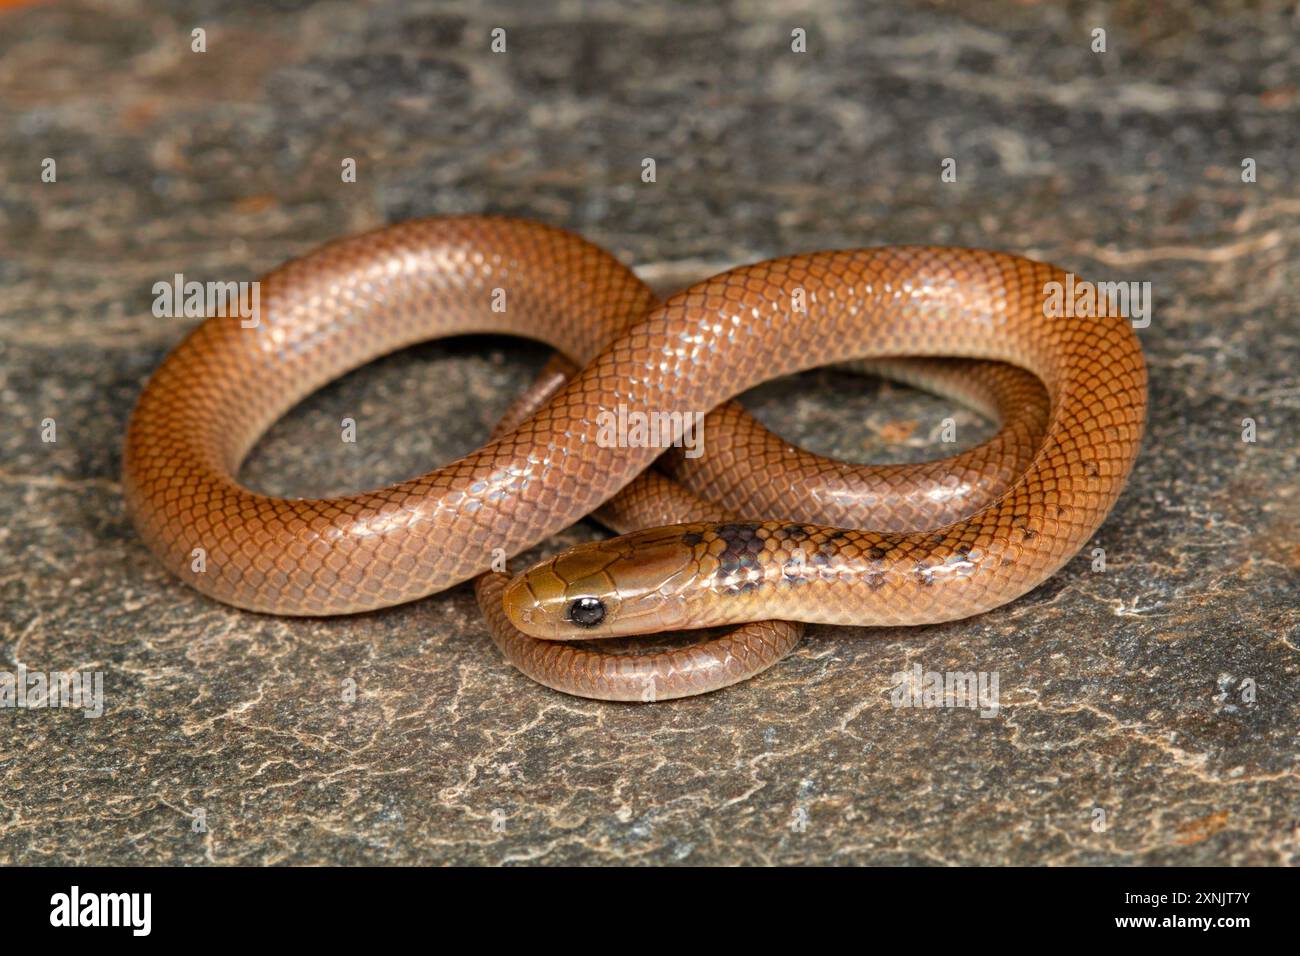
124 216 1147 699
480 356 1049 701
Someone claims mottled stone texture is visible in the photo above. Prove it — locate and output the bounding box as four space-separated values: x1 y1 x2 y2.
0 0 1296 865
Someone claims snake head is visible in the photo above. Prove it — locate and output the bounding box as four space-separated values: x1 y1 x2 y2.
502 526 708 639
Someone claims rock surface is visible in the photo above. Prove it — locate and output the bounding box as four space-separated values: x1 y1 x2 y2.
0 0 1296 864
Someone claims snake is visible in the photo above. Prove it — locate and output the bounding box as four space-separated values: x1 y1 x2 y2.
123 215 1147 700
478 352 1048 699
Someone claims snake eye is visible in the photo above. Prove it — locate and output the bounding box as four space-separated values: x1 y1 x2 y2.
567 597 606 627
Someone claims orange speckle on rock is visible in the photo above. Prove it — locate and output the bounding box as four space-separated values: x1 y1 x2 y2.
1174 809 1229 845
1260 85 1296 109
877 419 918 442
234 194 277 214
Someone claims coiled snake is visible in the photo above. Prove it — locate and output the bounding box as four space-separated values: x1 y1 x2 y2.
123 217 1147 700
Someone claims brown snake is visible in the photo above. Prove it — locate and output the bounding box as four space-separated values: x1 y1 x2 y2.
479 353 1049 700
123 216 1147 700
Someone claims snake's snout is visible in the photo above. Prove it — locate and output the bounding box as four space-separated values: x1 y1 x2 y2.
501 550 624 641
501 571 558 637
503 530 705 640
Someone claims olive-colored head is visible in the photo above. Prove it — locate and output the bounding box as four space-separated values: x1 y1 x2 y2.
502 527 706 639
